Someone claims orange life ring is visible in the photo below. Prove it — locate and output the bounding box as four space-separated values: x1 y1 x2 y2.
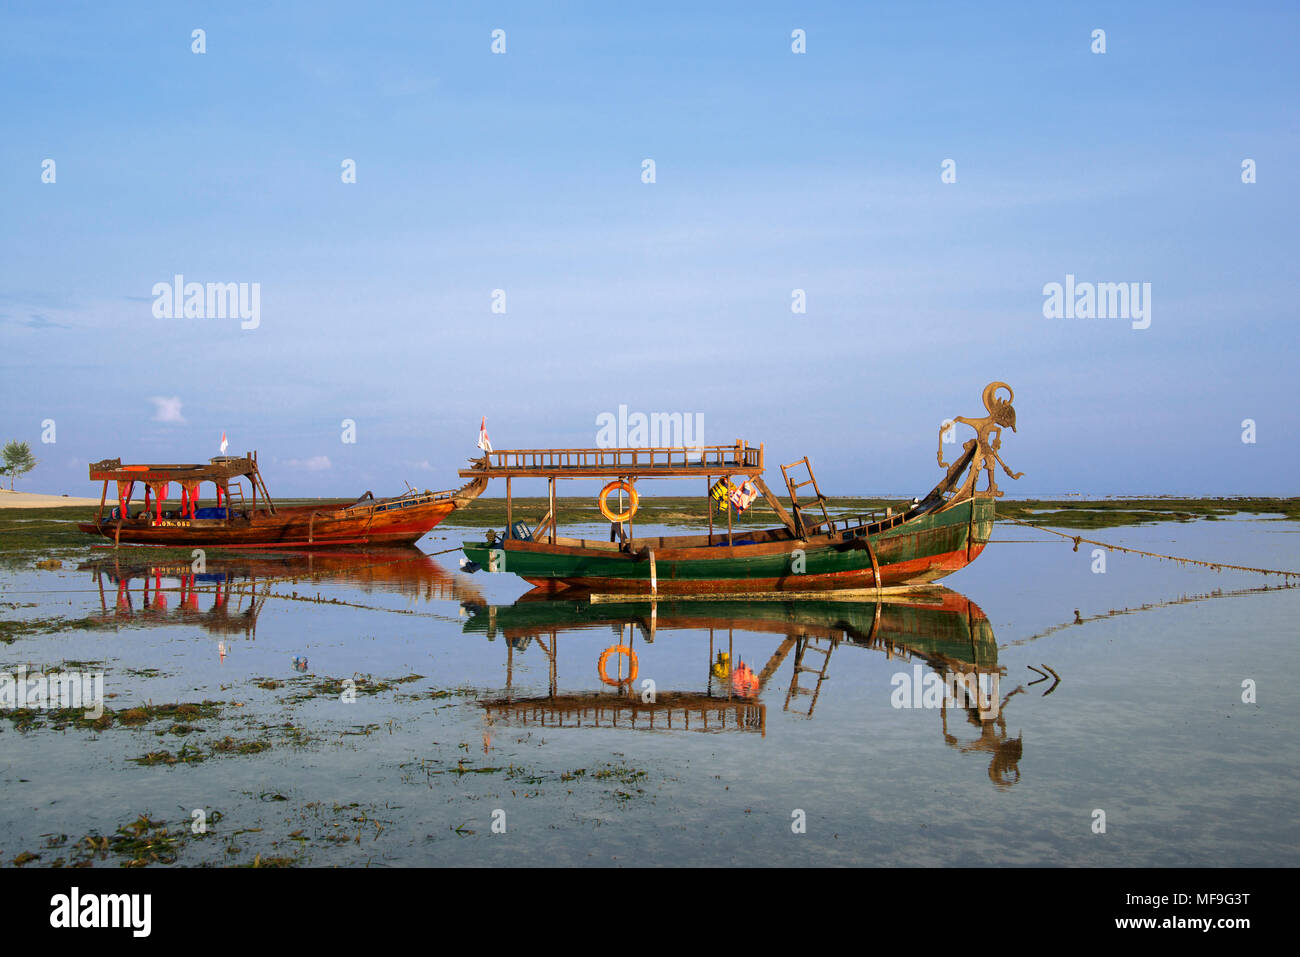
598 480 638 523
597 645 638 686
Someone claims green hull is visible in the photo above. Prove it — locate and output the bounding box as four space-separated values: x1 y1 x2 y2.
464 588 998 670
463 496 995 594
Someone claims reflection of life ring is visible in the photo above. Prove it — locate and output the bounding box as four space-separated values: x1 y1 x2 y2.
598 480 638 523
598 645 639 686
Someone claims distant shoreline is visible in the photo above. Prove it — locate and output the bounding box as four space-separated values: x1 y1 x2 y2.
4 490 1297 532
0 490 102 508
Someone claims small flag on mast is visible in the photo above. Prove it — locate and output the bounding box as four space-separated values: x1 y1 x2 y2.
220 432 228 454
477 417 492 453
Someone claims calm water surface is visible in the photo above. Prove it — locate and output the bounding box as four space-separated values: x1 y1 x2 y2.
1 515 1297 866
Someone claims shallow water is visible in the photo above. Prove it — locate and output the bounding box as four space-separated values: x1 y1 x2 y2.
0 516 1297 866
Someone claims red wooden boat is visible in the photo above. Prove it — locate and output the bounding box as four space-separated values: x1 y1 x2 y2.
78 451 487 548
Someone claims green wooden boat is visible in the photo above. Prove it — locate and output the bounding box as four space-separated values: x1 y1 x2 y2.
463 442 1002 594
460 382 1021 595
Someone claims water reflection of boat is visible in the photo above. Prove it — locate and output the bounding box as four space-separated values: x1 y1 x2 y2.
467 587 1031 786
468 587 999 671
78 547 482 637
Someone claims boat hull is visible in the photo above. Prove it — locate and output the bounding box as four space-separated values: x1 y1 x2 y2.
466 588 998 669
463 496 995 594
78 498 458 549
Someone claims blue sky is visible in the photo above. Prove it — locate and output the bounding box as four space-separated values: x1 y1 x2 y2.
2 1 1296 498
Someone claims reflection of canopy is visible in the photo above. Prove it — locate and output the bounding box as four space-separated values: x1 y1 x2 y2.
483 691 765 734
77 546 483 636
83 562 263 637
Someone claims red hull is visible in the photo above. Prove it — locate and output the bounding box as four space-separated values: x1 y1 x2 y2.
78 499 457 549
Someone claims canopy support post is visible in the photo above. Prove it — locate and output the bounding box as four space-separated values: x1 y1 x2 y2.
707 475 713 544
726 474 733 547
548 476 556 544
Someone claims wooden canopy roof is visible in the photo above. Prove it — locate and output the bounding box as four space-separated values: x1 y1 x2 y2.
457 442 764 480
88 455 258 483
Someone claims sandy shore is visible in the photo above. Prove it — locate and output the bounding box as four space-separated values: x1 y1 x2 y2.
0 489 101 508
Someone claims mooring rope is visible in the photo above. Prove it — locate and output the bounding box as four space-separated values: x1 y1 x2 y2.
1004 517 1300 580
1002 580 1300 650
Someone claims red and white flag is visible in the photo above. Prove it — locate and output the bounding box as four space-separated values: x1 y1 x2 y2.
220 432 228 454
477 417 493 453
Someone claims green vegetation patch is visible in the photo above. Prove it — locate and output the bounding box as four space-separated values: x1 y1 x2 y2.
437 494 1300 533
997 497 1300 529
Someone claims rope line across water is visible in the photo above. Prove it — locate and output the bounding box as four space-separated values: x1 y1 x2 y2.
1004 517 1300 580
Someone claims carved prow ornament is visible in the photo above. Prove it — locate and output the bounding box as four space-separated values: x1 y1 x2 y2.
451 456 492 509
938 382 1024 500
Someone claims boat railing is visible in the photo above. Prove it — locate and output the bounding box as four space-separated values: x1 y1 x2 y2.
833 503 924 540
343 487 461 512
791 500 920 540
466 442 764 477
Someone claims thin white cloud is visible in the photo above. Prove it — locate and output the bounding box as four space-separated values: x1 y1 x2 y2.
284 455 332 472
150 396 185 423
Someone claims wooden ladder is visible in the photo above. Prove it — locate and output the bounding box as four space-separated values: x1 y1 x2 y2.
784 635 837 717
781 456 833 538
225 482 247 516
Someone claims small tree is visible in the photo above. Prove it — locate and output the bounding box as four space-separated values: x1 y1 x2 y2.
1 441 37 491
